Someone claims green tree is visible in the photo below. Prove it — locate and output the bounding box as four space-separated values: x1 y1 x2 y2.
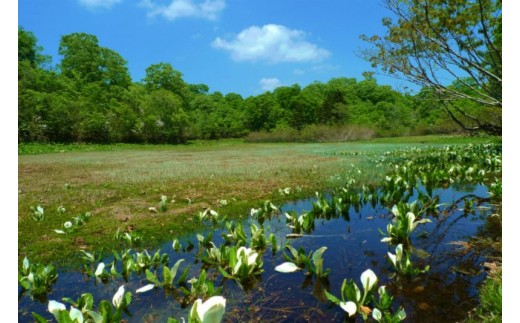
59 33 103 83
18 27 50 68
143 63 188 101
361 0 501 134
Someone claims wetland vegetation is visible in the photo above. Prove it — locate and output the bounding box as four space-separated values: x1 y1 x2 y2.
18 136 502 322
18 0 502 320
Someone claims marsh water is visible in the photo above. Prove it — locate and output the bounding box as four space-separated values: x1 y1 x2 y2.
19 183 500 322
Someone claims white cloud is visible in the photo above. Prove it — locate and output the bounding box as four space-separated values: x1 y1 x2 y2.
259 78 282 92
141 0 226 21
78 0 122 9
212 24 330 63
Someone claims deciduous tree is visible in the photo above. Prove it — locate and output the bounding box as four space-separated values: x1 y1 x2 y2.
361 0 501 134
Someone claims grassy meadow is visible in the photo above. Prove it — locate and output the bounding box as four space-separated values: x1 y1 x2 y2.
18 135 499 265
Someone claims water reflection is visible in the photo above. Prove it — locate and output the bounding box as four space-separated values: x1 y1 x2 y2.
19 184 498 322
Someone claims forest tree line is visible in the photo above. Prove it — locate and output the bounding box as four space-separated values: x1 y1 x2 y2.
19 27 463 144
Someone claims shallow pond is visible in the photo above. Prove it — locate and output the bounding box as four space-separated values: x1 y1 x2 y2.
19 183 499 322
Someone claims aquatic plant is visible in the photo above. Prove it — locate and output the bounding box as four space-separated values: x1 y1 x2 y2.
145 258 189 289
180 270 223 301
380 203 431 245
310 192 335 219
285 211 315 234
250 223 268 250
135 249 169 270
218 246 263 284
250 200 278 225
172 238 182 252
326 269 406 321
18 257 58 297
279 245 330 278
387 244 429 277
196 232 214 249
222 221 247 246
188 296 226 323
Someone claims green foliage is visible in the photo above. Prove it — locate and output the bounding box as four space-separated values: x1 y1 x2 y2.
250 200 279 225
19 26 469 144
146 259 188 289
325 269 406 321
282 245 330 278
380 203 432 246
387 244 429 277
217 246 264 285
30 205 45 221
361 0 501 134
19 257 58 297
180 270 223 302
114 228 143 247
466 272 502 322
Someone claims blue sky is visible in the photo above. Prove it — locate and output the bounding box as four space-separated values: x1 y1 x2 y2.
18 0 417 97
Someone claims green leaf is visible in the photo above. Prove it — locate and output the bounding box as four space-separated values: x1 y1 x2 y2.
145 269 159 285
170 259 185 283
176 265 191 285
218 266 232 279
86 311 104 323
325 290 341 304
31 312 48 323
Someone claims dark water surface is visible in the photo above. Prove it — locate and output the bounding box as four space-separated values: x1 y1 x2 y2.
19 184 498 322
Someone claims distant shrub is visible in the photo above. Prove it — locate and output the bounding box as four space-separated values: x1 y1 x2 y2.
246 125 375 143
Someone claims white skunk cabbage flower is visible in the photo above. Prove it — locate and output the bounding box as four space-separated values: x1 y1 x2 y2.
136 284 155 294
94 262 105 277
189 296 226 323
340 301 357 317
112 285 125 308
360 269 378 292
48 300 66 315
274 262 300 273
69 306 84 323
372 308 382 321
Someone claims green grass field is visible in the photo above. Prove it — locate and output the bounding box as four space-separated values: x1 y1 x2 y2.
18 135 499 265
